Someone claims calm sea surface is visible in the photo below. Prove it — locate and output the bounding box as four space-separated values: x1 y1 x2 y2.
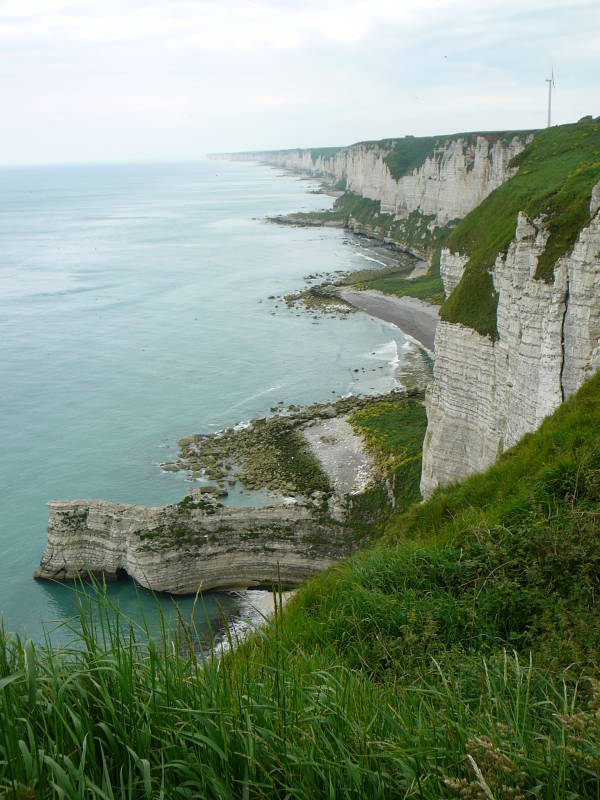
0 159 419 640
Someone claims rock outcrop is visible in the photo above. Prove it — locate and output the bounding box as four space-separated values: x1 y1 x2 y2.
440 250 469 296
34 497 353 594
421 183 600 497
214 135 529 227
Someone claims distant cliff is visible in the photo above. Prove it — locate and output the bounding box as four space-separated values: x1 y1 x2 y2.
212 131 532 230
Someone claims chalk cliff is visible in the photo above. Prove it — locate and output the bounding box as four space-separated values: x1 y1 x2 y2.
215 134 529 228
34 497 352 594
421 182 600 497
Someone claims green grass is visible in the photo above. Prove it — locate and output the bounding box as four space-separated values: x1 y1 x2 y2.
3 598 599 799
442 119 600 338
3 374 600 796
347 397 427 531
357 272 444 304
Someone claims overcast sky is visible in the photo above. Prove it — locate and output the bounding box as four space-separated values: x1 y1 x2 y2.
1 0 599 165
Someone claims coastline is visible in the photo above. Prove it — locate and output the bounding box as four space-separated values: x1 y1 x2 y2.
263 170 442 353
33 164 437 608
340 289 439 353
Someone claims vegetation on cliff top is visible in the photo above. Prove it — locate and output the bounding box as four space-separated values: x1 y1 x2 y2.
308 146 343 161
355 129 534 181
442 118 600 339
3 367 600 796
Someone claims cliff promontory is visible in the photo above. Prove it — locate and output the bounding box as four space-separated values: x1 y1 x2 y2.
422 119 600 496
34 495 353 593
35 392 427 594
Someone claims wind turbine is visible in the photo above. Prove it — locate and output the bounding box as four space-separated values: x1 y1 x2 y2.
546 68 555 127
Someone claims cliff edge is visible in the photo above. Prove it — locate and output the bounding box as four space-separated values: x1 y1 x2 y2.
422 119 600 496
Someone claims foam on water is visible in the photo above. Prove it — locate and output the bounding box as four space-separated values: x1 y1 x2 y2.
355 252 388 267
368 339 400 366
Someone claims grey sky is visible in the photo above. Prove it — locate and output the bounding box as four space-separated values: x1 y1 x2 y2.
1 0 598 165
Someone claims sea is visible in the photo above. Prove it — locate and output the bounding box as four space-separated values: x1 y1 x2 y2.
0 159 424 643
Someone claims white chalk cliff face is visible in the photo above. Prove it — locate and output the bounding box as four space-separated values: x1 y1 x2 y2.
440 250 469 296
421 182 600 498
235 136 528 227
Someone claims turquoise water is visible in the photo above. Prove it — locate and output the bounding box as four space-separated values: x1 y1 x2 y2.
0 160 415 639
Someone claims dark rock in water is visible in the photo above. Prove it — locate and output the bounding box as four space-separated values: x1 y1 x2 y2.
195 485 228 498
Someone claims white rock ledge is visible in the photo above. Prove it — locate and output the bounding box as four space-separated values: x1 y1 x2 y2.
34 497 354 594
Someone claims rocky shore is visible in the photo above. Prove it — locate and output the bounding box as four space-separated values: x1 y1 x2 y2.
34 170 440 597
161 392 406 498
35 390 426 594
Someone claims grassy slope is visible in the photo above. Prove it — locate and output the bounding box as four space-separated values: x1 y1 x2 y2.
357 272 445 304
346 397 427 532
287 371 600 669
442 118 600 339
3 373 600 796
